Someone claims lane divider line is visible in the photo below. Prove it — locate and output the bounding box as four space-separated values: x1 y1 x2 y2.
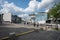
1 29 35 40
1 37 9 40
16 30 34 36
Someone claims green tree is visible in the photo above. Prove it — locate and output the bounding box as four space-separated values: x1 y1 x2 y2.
12 15 22 23
48 2 60 20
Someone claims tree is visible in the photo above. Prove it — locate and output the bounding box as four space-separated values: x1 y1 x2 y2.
48 2 60 20
12 15 22 23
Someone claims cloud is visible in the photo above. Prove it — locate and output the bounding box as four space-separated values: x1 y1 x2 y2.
55 0 60 3
45 9 49 12
0 1 23 14
18 14 28 17
24 0 56 13
24 0 39 12
38 0 54 9
0 0 60 15
0 7 10 13
31 0 36 1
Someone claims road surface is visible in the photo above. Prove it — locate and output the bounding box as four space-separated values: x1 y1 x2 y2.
0 23 60 40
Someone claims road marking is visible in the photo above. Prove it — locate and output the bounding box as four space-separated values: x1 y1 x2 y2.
1 29 35 40
1 37 9 40
16 29 35 36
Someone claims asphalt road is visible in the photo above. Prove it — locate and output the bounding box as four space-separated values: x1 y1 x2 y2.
0 27 33 39
17 31 60 40
0 24 60 40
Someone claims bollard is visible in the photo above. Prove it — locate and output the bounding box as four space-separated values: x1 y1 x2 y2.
9 32 16 40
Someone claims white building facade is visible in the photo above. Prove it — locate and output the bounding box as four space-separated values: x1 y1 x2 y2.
3 13 12 22
29 12 47 24
35 12 47 24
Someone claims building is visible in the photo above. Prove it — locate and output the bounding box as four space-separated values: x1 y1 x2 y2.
36 12 47 24
3 13 12 22
29 12 47 24
1 13 22 23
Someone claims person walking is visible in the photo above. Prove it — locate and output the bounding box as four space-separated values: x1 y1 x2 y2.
37 23 39 27
34 22 36 27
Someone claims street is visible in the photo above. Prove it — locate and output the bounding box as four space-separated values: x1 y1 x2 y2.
0 23 60 40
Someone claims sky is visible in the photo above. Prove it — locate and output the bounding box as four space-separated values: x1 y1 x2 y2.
0 0 60 17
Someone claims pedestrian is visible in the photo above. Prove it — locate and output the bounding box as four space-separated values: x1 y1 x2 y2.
34 22 36 27
37 23 39 27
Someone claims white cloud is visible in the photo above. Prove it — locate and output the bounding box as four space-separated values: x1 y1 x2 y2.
45 9 49 12
31 0 36 1
0 8 10 14
18 14 28 17
0 1 23 14
24 0 39 12
24 0 56 13
38 0 54 9
0 0 59 15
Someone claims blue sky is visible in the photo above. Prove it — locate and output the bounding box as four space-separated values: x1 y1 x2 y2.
0 0 60 17
6 0 30 8
5 0 41 8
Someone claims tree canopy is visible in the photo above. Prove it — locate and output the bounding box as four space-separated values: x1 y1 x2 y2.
48 2 60 20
